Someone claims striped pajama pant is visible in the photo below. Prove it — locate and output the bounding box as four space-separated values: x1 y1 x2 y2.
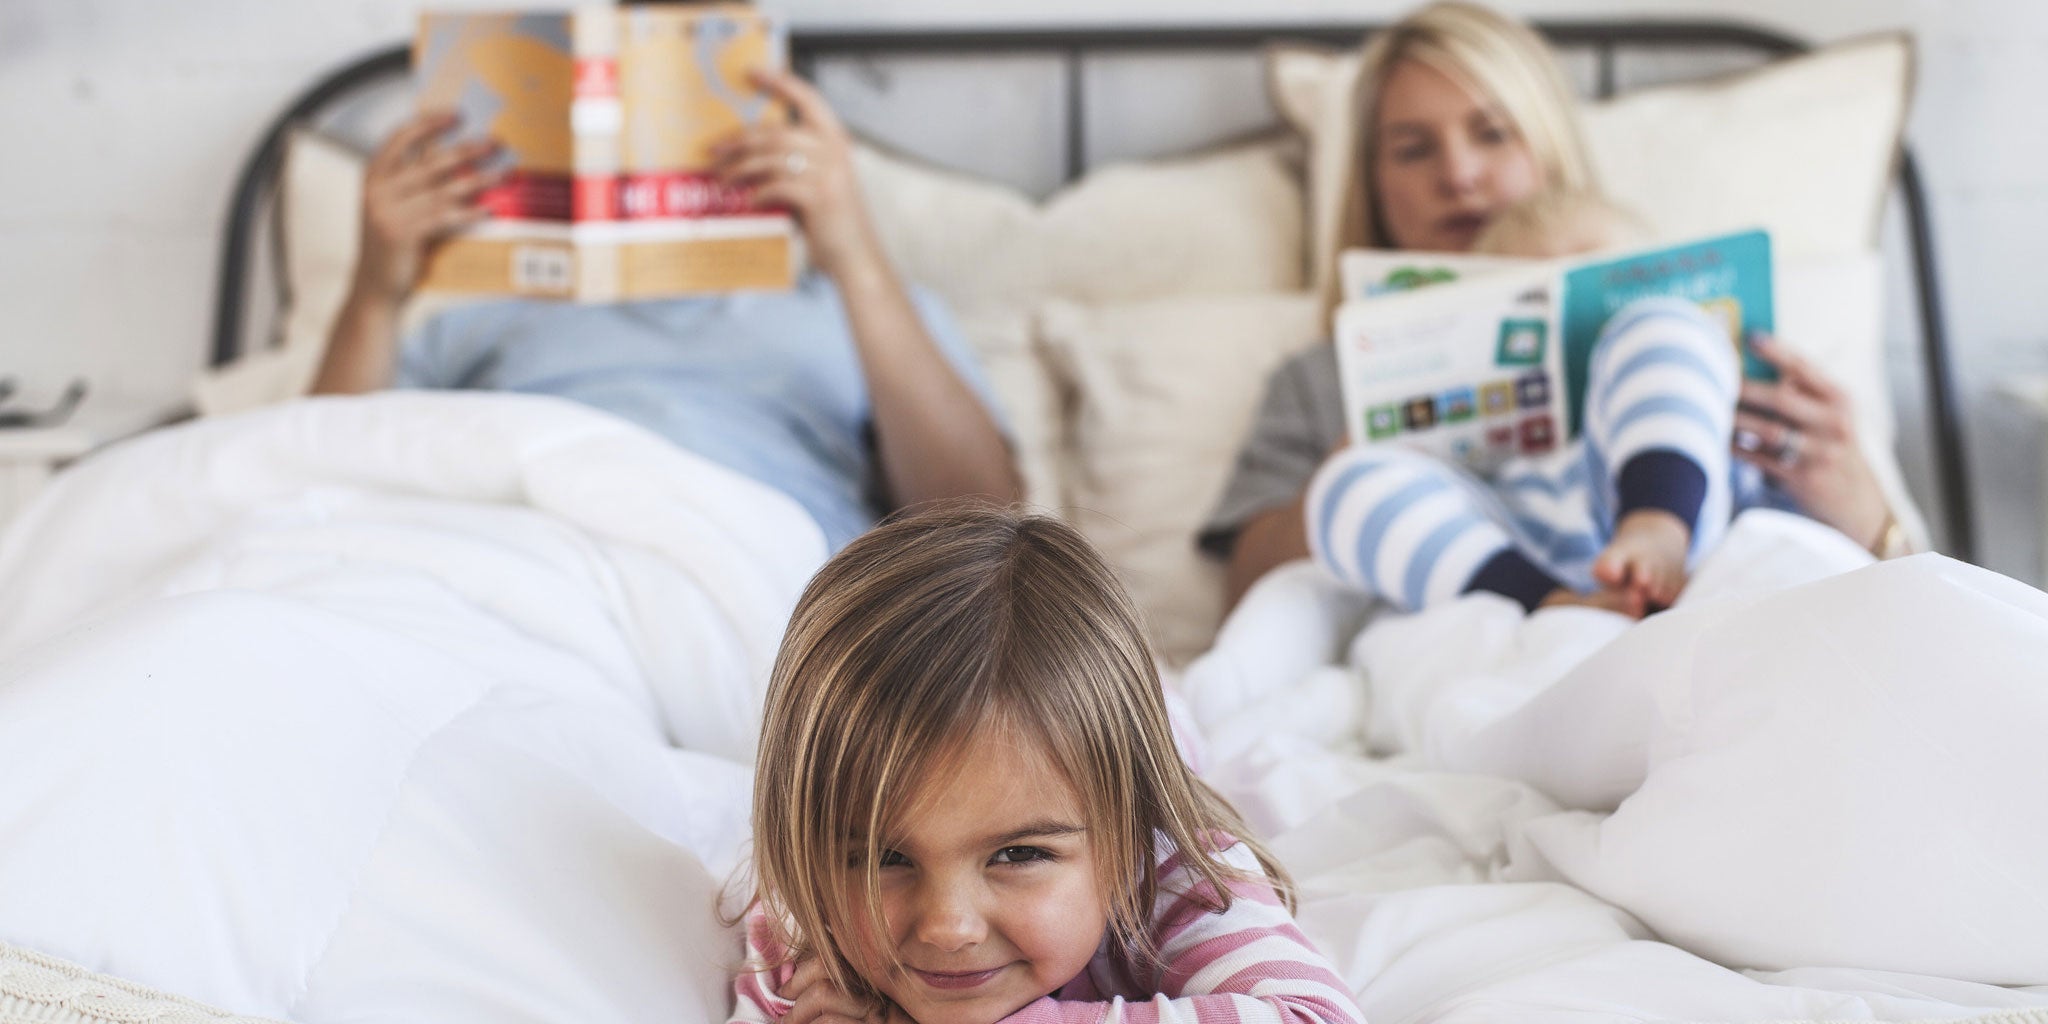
1307 297 1744 612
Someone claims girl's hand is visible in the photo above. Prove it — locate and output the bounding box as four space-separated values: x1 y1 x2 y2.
781 960 914 1024
710 68 882 281
1732 332 1892 550
354 110 503 304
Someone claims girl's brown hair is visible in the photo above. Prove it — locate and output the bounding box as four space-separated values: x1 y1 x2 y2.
746 503 1291 1004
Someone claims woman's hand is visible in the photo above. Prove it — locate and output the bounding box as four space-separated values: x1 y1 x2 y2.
711 68 881 281
354 110 502 305
781 960 914 1024
1731 332 1893 550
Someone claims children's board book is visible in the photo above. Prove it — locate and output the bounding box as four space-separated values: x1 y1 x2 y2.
413 4 794 300
1332 229 1773 477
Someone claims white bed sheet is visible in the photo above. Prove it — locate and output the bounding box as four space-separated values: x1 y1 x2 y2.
1 396 2044 1024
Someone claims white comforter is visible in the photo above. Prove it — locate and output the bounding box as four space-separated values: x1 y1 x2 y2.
1185 512 2048 1021
0 393 824 1022
2 395 2045 1024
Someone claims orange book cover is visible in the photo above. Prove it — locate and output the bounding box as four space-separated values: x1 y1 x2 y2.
413 4 794 300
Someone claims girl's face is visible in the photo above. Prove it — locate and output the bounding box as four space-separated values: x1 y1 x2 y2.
1371 58 1545 252
844 729 1109 1024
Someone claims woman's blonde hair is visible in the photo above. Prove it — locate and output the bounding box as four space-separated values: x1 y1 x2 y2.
747 503 1290 1004
1328 1 1596 305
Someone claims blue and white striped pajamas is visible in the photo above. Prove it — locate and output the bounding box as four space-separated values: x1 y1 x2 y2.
1307 297 1744 612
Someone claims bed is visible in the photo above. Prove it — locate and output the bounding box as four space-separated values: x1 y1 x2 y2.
2 15 2042 1024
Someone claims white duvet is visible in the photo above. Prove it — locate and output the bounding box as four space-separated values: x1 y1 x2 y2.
0 393 823 1022
2 394 2046 1023
1185 513 2048 1021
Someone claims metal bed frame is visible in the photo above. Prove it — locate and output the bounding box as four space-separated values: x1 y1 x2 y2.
208 19 1974 561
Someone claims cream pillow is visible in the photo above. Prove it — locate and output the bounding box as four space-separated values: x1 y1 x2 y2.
1036 141 1305 302
1041 292 1322 666
850 142 1040 314
194 129 362 419
1268 33 1913 296
1582 34 1912 260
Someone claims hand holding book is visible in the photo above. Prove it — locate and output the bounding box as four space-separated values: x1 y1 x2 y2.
709 68 882 282
1732 332 1893 552
354 109 506 305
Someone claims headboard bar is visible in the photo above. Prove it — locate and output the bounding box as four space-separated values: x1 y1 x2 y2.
208 20 1971 560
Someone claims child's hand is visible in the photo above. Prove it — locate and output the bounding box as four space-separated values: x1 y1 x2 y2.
781 960 913 1024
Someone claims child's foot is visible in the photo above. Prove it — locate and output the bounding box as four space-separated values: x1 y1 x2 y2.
1592 509 1693 611
1539 584 1646 619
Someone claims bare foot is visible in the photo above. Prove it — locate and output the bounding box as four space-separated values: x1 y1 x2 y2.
1539 584 1646 619
1592 509 1693 610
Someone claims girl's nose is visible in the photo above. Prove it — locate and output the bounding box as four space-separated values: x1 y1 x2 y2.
910 882 988 952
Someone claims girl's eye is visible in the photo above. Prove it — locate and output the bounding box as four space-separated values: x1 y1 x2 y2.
1391 143 1432 164
845 848 911 870
1474 122 1511 145
991 846 1053 865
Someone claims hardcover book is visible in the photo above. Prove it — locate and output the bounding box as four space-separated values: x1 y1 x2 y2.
413 4 795 300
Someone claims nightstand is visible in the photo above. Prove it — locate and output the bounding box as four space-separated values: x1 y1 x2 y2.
0 391 190 530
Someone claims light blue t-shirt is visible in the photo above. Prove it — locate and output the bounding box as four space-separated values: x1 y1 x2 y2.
396 272 1004 550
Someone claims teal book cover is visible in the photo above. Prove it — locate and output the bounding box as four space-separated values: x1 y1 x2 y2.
1559 229 1774 437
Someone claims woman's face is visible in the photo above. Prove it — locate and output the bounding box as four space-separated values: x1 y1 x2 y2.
1371 58 1545 252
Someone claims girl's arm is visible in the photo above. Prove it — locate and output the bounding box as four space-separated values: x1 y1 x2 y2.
1001 843 1363 1024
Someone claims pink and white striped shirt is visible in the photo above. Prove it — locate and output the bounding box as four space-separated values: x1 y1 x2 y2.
727 836 1363 1024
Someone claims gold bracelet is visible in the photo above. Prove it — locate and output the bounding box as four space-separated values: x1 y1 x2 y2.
1870 510 1911 560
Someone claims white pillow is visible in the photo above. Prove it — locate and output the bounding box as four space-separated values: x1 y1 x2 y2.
1518 552 2048 984
1040 292 1322 665
1268 33 1913 296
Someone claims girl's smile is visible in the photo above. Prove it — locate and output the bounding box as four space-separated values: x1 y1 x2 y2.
845 727 1110 1024
909 965 1009 990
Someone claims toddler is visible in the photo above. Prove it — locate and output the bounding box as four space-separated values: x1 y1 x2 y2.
728 505 1363 1024
1311 189 1735 615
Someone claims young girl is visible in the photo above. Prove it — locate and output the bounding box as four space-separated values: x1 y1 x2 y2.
728 506 1363 1024
1308 189 1738 617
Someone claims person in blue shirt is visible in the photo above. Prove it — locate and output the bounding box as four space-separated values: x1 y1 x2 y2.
313 68 1021 551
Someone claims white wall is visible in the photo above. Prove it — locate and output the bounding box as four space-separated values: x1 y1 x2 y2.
1 0 2044 579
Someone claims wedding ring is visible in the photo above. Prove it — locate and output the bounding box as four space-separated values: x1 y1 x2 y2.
1775 426 1804 468
785 151 809 177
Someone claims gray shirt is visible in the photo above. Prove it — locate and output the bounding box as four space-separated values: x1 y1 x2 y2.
1198 342 1347 558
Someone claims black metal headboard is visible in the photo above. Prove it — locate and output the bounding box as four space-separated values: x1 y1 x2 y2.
208 20 1972 561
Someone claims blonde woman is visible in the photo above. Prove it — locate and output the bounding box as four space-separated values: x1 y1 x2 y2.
730 505 1361 1024
1199 0 1907 612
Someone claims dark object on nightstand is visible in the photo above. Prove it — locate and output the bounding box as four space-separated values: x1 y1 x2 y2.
0 380 89 430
